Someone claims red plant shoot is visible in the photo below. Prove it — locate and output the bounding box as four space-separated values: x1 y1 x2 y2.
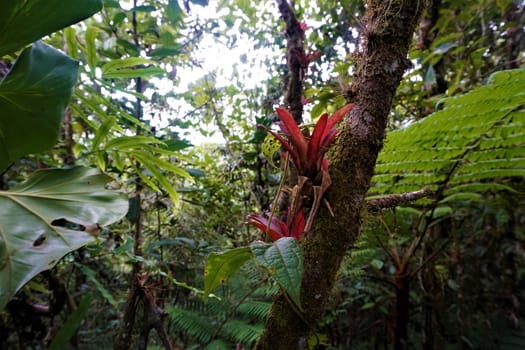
259 103 354 181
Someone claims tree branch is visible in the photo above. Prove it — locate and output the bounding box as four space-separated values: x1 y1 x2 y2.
366 186 432 213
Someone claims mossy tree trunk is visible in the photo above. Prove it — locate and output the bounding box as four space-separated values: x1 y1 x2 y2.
255 1 426 349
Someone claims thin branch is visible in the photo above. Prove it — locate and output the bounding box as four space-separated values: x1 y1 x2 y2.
366 186 433 213
410 239 448 278
378 216 401 267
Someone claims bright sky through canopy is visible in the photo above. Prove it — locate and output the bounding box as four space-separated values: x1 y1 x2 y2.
135 0 275 144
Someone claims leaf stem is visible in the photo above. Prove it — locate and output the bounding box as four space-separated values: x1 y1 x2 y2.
266 153 290 240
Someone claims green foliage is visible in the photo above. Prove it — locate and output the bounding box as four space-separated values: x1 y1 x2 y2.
236 301 272 320
100 57 164 79
371 68 525 197
48 292 93 350
167 300 267 348
77 264 119 308
329 64 525 345
0 0 100 170
252 238 303 308
0 42 79 170
166 261 273 348
205 238 303 308
220 319 264 344
204 246 253 299
167 305 215 344
262 134 282 168
0 0 102 56
0 167 127 310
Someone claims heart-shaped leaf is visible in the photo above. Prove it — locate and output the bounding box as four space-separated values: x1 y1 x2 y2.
0 42 79 170
251 237 303 308
0 167 128 310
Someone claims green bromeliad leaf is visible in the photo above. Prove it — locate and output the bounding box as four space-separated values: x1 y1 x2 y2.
0 167 128 310
251 237 303 308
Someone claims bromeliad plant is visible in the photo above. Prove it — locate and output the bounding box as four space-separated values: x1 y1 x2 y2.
247 104 354 241
264 104 353 181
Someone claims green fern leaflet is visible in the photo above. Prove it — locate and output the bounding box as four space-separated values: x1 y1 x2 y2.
370 68 525 200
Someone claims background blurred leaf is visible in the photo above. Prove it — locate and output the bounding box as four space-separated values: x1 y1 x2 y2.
77 264 118 307
48 293 93 350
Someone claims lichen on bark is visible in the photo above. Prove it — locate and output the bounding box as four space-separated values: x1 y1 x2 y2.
255 1 426 349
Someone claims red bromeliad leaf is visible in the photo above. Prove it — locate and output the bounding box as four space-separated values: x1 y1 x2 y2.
289 209 305 239
301 96 312 105
247 210 307 241
306 113 328 175
316 104 354 171
259 104 354 179
324 103 354 136
276 107 308 170
300 21 308 31
246 214 288 241
249 104 354 244
321 157 329 171
319 129 338 163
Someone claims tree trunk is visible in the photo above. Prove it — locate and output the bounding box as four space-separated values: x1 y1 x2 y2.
393 272 410 350
255 1 426 348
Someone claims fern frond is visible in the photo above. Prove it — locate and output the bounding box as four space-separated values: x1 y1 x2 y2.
370 68 525 199
166 305 215 344
235 301 271 321
206 297 228 319
220 319 264 345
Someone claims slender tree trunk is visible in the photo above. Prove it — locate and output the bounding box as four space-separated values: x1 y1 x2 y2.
393 272 410 350
255 1 426 348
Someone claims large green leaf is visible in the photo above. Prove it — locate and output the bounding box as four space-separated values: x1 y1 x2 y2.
251 238 303 308
0 42 79 170
0 167 128 310
204 246 253 299
0 0 102 56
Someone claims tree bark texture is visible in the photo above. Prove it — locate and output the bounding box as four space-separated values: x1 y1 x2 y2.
276 0 306 123
255 1 426 349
